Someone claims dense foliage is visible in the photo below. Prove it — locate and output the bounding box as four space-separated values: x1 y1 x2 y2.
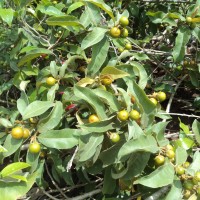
0 0 200 199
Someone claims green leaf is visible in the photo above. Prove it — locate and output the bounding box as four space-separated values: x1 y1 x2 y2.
174 137 195 150
0 172 37 200
50 61 58 78
192 120 200 145
152 121 169 146
118 135 159 160
179 119 190 134
0 145 7 153
47 83 59 102
0 162 30 178
0 118 13 128
8 174 28 182
77 77 95 87
172 27 191 63
93 88 121 112
84 0 114 20
38 129 81 149
128 120 144 140
46 15 84 28
22 101 54 120
87 37 109 75
175 147 187 165
74 85 107 120
130 61 148 89
37 101 63 133
192 27 200 43
127 80 156 115
67 2 85 14
78 133 104 162
164 179 182 200
18 49 52 67
101 66 129 80
81 27 108 50
17 92 29 116
2 134 23 159
26 150 39 173
102 167 116 194
79 117 115 133
135 163 174 188
187 151 200 176
123 152 150 180
37 5 65 16
0 8 14 26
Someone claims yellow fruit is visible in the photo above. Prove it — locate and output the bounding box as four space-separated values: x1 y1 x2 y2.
46 77 56 86
11 127 24 139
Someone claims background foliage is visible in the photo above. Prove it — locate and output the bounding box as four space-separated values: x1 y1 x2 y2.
0 0 200 199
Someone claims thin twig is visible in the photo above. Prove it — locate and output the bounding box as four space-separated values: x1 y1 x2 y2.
0 99 15 106
45 162 70 200
71 188 102 200
66 146 78 172
159 112 200 119
40 189 60 200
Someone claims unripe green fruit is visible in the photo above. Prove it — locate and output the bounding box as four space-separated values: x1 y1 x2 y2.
129 110 140 120
29 142 41 154
166 149 175 159
186 17 193 23
166 144 174 151
118 47 124 53
194 171 200 182
119 16 129 26
46 77 56 86
156 91 167 102
149 98 158 105
121 28 129 38
110 133 120 143
183 161 190 168
175 165 185 175
110 27 121 38
125 43 132 50
117 110 129 121
183 180 194 191
154 155 165 166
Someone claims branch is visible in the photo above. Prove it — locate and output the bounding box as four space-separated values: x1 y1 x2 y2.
66 146 78 172
159 112 200 119
145 186 171 200
70 189 102 200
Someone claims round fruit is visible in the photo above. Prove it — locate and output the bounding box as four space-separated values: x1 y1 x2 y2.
166 144 174 151
175 165 185 175
129 110 140 120
183 180 194 191
11 127 24 139
166 149 175 159
154 155 165 166
183 190 191 199
194 171 200 182
190 60 196 65
117 110 129 121
183 161 190 168
125 43 132 50
23 128 30 139
186 17 193 23
118 47 124 53
29 142 41 154
110 27 121 38
65 104 78 112
149 98 158 105
156 91 166 102
110 133 120 143
101 78 113 85
121 28 129 38
119 16 129 26
46 77 56 86
29 117 37 124
88 114 100 123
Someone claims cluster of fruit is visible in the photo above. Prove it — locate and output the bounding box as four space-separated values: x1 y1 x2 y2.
155 144 200 199
154 144 176 166
10 122 41 154
149 91 167 105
